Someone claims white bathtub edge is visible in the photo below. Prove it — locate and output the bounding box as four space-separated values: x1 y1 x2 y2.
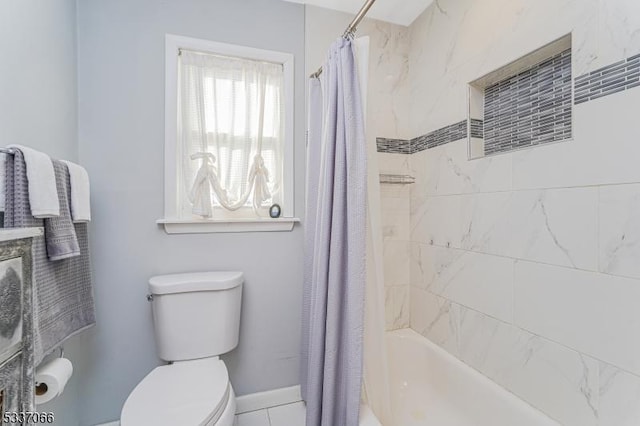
388 328 560 426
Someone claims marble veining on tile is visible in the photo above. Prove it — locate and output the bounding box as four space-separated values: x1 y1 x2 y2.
410 140 512 196
599 184 640 279
411 188 598 270
410 287 459 356
412 244 514 323
458 306 599 426
385 285 410 331
402 2 640 426
599 362 640 426
514 260 640 377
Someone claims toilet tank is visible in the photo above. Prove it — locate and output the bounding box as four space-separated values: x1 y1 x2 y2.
148 271 243 362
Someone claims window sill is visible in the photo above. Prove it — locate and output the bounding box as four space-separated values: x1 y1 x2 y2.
157 217 300 234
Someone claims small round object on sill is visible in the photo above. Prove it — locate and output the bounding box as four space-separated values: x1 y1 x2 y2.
269 204 281 218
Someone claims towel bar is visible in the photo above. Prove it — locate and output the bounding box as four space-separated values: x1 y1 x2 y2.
0 148 17 155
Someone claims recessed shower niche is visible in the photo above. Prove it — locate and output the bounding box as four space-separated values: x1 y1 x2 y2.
468 35 573 159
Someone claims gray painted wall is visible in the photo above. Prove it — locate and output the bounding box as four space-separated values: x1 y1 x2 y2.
0 2 81 425
76 0 305 424
0 0 78 162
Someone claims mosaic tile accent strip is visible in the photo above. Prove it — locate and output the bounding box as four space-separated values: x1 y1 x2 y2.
470 119 484 139
377 120 470 154
377 54 639 156
574 53 640 104
483 49 572 156
412 120 467 153
376 137 411 154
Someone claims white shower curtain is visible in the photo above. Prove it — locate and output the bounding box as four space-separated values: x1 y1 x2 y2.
355 37 393 426
302 36 391 426
301 36 368 426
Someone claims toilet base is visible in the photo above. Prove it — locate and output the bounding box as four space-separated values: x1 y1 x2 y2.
207 385 236 426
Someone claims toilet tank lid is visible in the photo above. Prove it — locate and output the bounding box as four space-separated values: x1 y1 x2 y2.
149 271 243 295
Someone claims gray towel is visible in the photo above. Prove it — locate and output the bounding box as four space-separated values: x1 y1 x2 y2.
44 161 80 261
4 151 95 364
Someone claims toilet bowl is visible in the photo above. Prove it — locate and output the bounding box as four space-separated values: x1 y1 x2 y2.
120 271 243 426
121 358 235 426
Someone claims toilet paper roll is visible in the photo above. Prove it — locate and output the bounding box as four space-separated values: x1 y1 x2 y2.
35 357 73 405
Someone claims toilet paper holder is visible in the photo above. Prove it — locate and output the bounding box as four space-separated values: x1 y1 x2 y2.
35 347 65 396
35 348 73 404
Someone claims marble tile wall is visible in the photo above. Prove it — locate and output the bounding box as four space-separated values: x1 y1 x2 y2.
380 153 411 330
308 2 640 423
407 0 640 425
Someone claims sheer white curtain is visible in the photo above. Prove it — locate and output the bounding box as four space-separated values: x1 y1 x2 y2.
179 50 284 218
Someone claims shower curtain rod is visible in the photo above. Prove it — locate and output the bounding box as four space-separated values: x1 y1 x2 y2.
309 0 377 79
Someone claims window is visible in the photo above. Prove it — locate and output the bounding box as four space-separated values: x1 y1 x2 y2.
161 35 296 233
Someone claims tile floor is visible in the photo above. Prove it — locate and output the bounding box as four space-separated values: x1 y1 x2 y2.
235 401 306 426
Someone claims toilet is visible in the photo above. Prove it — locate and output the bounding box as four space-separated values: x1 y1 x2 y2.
120 271 243 426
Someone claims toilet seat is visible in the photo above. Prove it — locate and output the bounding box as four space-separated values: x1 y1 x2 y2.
121 357 232 426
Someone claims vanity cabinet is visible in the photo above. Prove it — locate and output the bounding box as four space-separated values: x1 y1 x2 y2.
0 229 41 424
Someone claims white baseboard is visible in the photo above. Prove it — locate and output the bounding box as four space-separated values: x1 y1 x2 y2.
92 386 302 423
235 385 302 414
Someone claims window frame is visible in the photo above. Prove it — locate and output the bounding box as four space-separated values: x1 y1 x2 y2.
160 34 296 233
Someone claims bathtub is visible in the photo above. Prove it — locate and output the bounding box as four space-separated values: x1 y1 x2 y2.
380 328 560 426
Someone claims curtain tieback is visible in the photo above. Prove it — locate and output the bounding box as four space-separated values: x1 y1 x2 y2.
189 152 272 216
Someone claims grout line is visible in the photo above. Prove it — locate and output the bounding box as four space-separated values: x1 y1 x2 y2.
437 306 570 426
412 240 640 282
596 185 601 274
409 180 640 199
432 286 640 382
511 258 516 326
266 407 272 426
411 252 640 381
236 408 268 415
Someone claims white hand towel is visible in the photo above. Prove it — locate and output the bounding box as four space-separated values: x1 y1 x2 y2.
60 160 91 223
7 145 59 218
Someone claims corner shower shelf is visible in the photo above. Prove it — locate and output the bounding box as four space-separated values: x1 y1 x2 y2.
379 174 415 185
